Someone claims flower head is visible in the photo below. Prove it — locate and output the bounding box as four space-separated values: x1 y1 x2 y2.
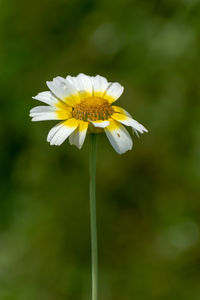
30 74 147 154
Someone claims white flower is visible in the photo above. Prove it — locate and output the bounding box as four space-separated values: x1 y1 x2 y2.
30 73 148 154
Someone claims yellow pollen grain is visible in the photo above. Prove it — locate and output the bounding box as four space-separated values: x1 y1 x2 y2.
72 97 114 121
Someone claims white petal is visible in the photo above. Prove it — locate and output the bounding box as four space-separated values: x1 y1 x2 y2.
30 106 59 121
76 73 93 94
32 91 59 106
90 120 110 128
104 82 124 103
112 113 148 134
105 119 133 154
30 106 56 114
46 76 78 103
31 115 59 121
91 75 109 95
66 74 93 100
47 122 64 142
69 121 88 149
66 76 80 91
47 118 79 146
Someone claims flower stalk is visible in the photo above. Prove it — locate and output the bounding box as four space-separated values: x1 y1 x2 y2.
89 133 98 300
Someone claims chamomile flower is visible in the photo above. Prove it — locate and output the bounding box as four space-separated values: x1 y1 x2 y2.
30 73 147 154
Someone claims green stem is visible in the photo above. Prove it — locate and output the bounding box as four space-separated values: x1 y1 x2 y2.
89 133 98 300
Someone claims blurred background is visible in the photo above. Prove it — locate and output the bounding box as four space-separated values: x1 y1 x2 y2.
1 0 200 299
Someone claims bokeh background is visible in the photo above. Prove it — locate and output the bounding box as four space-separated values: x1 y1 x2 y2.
1 0 200 299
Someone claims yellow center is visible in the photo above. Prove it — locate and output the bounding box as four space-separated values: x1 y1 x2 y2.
72 97 114 121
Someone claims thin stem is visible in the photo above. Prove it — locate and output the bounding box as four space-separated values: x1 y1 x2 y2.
89 133 98 300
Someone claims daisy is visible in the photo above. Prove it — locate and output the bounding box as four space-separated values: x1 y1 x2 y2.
30 73 147 154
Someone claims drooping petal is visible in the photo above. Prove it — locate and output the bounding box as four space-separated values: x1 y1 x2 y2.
30 106 60 121
104 119 133 154
69 121 88 149
46 76 80 106
91 75 110 97
112 105 132 118
103 82 124 103
90 120 110 128
32 91 59 106
112 113 148 134
47 118 79 146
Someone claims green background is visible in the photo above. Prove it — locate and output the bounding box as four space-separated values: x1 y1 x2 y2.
1 0 200 299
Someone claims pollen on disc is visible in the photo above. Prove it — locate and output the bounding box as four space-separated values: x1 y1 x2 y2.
72 97 114 121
